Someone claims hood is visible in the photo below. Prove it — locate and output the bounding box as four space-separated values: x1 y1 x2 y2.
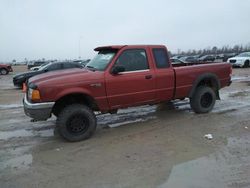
29 68 103 87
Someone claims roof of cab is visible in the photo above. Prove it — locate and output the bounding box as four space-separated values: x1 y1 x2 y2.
94 45 166 51
94 45 127 51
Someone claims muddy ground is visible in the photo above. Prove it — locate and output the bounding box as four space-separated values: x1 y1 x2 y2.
0 66 250 188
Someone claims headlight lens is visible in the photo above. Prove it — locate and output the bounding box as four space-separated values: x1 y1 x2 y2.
28 88 33 99
28 88 41 101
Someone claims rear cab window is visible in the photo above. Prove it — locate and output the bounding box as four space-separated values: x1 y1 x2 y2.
152 48 170 68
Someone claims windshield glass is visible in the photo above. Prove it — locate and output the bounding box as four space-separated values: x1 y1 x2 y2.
86 51 116 71
237 52 250 57
39 62 52 70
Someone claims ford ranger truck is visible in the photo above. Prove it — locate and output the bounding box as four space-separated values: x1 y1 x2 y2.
23 45 232 142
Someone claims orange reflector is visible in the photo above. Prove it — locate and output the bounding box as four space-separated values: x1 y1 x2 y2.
31 90 41 100
22 83 27 93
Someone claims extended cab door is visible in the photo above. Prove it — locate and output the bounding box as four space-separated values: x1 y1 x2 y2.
105 47 156 109
151 47 175 101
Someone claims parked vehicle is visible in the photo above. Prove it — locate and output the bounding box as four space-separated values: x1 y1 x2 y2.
170 58 187 65
180 56 198 63
80 59 91 67
227 52 250 68
30 62 50 71
198 55 216 62
0 64 13 75
171 55 185 59
72 59 91 67
27 61 48 69
23 45 232 142
13 61 83 88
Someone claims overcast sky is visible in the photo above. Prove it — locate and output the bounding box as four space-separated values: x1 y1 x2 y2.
0 0 250 61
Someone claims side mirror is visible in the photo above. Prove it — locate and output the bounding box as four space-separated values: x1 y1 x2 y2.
111 65 125 75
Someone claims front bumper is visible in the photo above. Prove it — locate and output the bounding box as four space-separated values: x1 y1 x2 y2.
23 95 55 121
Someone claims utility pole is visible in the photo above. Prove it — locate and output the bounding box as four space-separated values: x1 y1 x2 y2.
78 36 83 59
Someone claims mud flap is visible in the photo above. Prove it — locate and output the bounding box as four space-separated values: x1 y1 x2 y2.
216 90 220 100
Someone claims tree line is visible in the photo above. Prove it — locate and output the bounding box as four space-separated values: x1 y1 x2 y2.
172 44 250 56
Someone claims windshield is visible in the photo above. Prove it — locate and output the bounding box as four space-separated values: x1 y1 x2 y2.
86 51 116 71
237 52 250 57
39 62 52 70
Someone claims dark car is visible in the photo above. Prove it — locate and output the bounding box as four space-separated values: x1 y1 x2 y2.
180 56 199 63
27 61 48 69
170 58 187 65
0 64 13 75
198 55 215 62
13 61 83 88
72 59 91 67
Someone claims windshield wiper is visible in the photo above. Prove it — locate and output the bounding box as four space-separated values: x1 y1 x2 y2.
86 65 96 71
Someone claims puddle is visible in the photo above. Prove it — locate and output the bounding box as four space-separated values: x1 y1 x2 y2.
159 136 250 188
0 154 33 171
231 76 250 81
97 102 192 128
97 105 157 127
0 128 55 140
37 129 54 137
212 102 250 114
159 155 227 188
108 116 156 128
0 129 33 140
228 90 250 97
0 104 23 109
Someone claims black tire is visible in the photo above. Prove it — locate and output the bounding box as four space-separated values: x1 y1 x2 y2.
243 60 250 68
0 68 8 75
56 104 97 142
190 86 216 114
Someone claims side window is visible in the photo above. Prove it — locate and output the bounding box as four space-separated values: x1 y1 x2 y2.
48 63 61 71
153 48 169 68
114 49 149 72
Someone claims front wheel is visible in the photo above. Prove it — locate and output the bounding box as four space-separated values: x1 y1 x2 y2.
190 86 216 114
56 104 97 142
243 60 250 68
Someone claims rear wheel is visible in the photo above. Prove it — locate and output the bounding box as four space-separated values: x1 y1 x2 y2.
0 68 8 75
243 60 250 68
56 104 97 142
190 86 216 113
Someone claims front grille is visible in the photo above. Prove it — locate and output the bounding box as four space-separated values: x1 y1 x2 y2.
230 60 236 63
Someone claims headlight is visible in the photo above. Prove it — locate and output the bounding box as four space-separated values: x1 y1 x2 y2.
28 88 41 101
28 88 33 99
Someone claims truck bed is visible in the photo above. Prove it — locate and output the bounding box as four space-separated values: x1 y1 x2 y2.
173 62 231 99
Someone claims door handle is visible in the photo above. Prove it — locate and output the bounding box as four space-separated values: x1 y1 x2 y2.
145 75 152 79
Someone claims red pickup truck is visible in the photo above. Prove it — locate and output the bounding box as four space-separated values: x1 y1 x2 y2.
23 45 232 141
0 64 13 75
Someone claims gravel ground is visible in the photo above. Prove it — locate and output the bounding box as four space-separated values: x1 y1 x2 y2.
0 66 250 188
